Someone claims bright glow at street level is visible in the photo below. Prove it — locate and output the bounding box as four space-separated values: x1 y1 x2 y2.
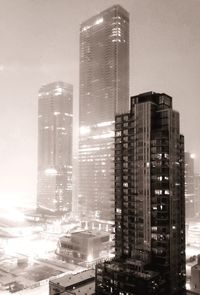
190 153 195 159
0 207 25 222
87 254 93 262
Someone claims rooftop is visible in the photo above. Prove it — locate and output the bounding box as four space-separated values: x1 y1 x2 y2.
80 4 129 29
50 269 95 288
70 230 109 239
131 91 172 107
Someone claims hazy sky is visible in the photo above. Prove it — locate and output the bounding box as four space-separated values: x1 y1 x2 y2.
0 0 199 206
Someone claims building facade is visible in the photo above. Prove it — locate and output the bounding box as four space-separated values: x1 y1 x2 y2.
37 81 73 213
79 5 129 221
185 152 195 219
96 92 186 295
194 174 200 217
56 230 111 267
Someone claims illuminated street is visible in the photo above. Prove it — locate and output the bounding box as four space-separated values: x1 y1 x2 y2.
0 207 85 293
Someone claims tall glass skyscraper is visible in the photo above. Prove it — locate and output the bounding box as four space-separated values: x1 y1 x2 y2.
96 92 186 295
37 81 73 213
79 5 129 221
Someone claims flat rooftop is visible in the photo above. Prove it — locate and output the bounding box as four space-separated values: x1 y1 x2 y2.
70 230 109 239
50 269 95 288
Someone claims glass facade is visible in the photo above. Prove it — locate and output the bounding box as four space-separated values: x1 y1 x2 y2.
37 81 73 213
79 5 129 221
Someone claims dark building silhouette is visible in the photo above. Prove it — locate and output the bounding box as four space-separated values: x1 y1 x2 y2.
37 81 73 213
185 152 195 219
79 5 129 221
96 92 186 295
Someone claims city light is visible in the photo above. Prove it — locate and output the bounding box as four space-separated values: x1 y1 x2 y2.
0 2 198 295
87 254 93 262
96 121 114 127
80 126 91 135
55 87 63 95
0 207 25 222
45 168 57 175
95 17 103 25
92 131 114 139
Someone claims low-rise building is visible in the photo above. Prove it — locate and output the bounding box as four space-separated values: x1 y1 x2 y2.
56 230 111 266
49 269 95 295
191 255 200 294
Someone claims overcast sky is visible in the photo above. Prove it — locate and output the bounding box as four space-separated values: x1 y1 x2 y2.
0 0 199 207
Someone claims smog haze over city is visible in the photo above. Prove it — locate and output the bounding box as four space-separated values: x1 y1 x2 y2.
0 0 199 208
0 1 200 295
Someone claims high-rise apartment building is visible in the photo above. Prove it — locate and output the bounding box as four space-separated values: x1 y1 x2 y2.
96 92 186 295
185 152 195 218
37 81 73 213
79 5 129 221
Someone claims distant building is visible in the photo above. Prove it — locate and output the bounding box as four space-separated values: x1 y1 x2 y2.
191 255 200 294
80 219 114 233
187 223 200 247
79 5 129 221
56 230 111 266
37 82 73 213
96 92 186 294
185 152 195 218
194 174 200 217
49 269 95 295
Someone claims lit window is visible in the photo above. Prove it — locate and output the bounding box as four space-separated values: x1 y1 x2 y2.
95 17 103 25
116 131 121 137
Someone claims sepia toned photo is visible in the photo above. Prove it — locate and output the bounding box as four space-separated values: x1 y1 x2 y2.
0 0 199 294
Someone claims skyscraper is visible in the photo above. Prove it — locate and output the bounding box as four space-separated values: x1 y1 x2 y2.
79 5 129 221
96 92 186 295
185 152 195 219
37 81 73 213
